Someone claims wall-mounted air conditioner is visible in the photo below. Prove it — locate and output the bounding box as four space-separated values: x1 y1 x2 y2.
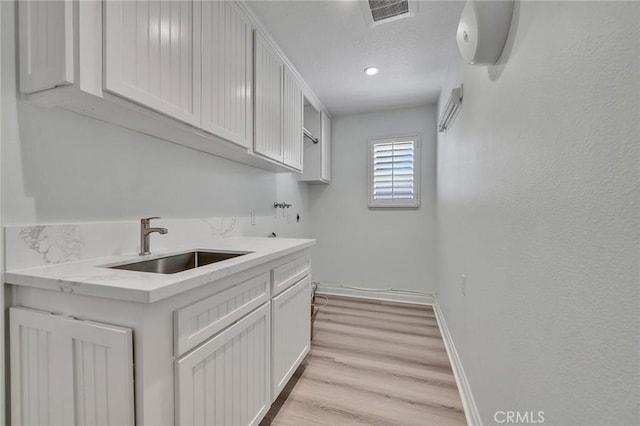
438 85 463 133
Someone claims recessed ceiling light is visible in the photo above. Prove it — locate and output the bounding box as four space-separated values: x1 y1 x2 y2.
364 66 380 76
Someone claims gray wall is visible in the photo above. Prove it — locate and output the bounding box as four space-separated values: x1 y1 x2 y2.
436 2 639 424
310 105 437 293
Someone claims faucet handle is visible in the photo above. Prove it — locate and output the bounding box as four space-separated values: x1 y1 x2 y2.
141 216 161 223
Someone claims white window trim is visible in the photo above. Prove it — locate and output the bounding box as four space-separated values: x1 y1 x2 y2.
368 134 421 209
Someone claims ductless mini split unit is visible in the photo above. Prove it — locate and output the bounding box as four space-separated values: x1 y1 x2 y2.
438 85 463 133
361 0 418 27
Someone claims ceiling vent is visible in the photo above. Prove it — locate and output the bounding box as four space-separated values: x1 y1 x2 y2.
361 0 417 27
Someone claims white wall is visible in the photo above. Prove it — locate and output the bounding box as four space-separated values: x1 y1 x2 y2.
437 2 639 425
1 0 309 237
309 105 437 294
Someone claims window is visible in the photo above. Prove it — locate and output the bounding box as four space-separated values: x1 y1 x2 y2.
368 135 420 208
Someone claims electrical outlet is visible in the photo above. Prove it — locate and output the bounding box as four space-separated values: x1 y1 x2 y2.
250 212 256 225
287 212 293 224
461 274 467 296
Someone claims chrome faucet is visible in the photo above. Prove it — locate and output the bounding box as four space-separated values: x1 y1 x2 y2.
139 217 168 256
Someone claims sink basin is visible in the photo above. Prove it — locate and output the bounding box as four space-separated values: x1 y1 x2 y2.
108 250 250 274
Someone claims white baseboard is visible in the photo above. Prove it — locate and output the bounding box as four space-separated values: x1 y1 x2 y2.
315 284 434 305
433 298 483 426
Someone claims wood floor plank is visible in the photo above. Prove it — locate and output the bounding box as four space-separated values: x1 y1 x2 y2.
319 305 439 327
312 329 452 370
314 319 448 349
299 356 464 410
321 295 436 311
261 296 467 426
318 311 443 338
309 348 459 388
322 297 437 318
281 374 463 426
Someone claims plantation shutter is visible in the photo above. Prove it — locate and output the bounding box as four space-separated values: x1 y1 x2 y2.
368 135 420 208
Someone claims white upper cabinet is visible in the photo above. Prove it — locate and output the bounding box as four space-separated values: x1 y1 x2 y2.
254 31 283 162
18 0 75 93
282 66 304 170
104 0 199 126
18 0 326 173
199 1 254 149
321 112 332 181
299 108 331 183
254 31 305 171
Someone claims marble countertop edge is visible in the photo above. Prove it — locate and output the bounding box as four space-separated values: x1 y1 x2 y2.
5 237 316 304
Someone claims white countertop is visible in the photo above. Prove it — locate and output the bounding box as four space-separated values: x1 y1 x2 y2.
5 237 315 303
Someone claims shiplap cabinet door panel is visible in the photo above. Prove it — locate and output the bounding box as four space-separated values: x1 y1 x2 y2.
174 272 270 356
104 0 198 126
18 0 75 93
9 308 61 426
200 0 253 148
271 277 311 401
272 255 311 297
282 67 303 170
10 307 134 426
254 31 283 162
175 303 271 426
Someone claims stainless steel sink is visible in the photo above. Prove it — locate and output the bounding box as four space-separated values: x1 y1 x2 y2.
108 250 250 274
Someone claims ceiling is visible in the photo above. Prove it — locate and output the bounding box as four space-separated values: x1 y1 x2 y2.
246 0 465 116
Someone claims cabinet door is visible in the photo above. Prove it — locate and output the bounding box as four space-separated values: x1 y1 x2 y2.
321 112 332 181
10 307 134 426
174 272 270 356
18 0 75 93
254 31 283 162
200 1 253 148
271 276 311 401
282 66 303 170
176 303 271 426
104 0 198 126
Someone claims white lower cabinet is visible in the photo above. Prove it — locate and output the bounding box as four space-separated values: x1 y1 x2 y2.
10 307 135 426
173 272 270 356
9 248 312 426
175 303 272 426
271 277 311 401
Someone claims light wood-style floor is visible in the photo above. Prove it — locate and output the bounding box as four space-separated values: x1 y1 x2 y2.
261 295 467 426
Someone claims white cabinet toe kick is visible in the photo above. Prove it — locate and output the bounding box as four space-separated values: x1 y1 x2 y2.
8 248 312 426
